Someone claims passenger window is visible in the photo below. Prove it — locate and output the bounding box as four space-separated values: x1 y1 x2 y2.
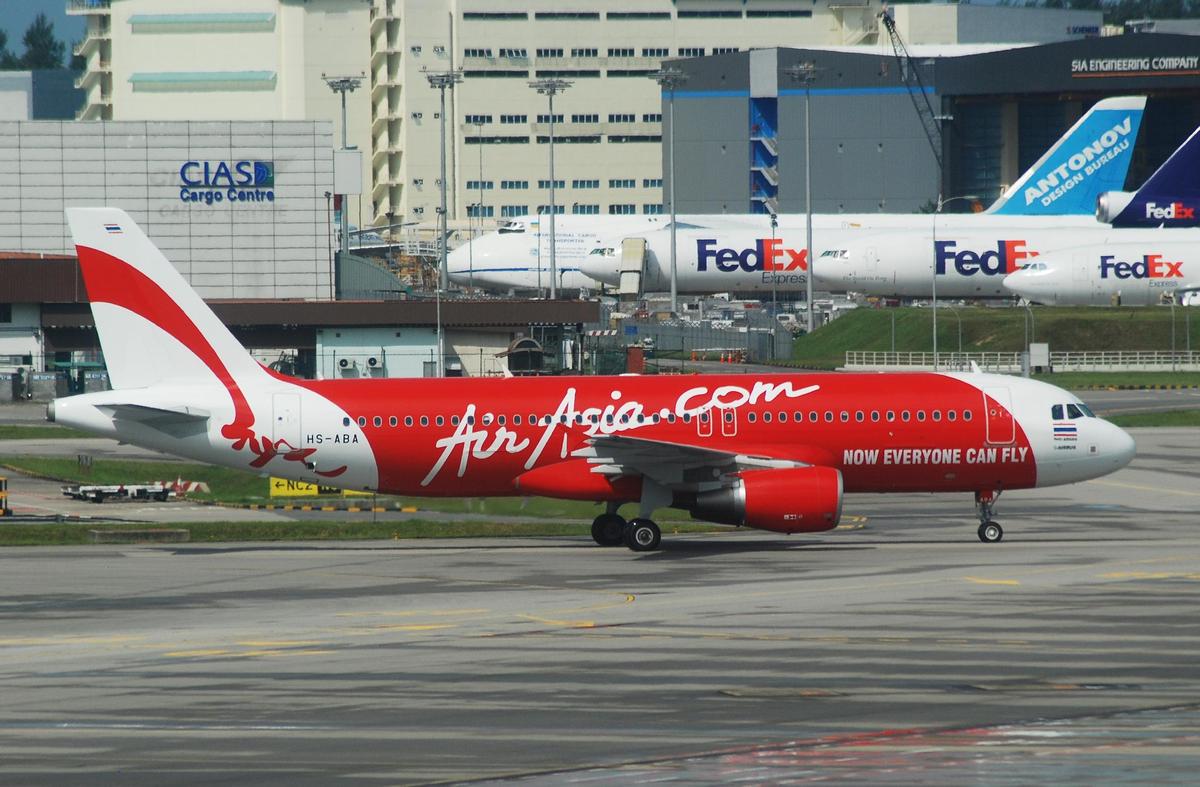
668 413 677 424
483 414 494 426
810 411 818 423
763 412 772 423
1051 404 1064 420
778 412 787 423
901 411 910 422
824 411 834 423
947 410 956 422
373 416 382 427
683 413 692 423
342 417 351 427
917 411 926 422
855 411 864 423
840 411 849 423
932 411 941 422
724 411 733 423
452 415 460 426
420 416 429 427
498 415 506 426
886 410 895 422
357 416 367 427
514 415 522 425
529 413 536 424
404 416 413 427
870 411 880 422
748 412 757 423
964 410 972 421
436 416 445 426
467 416 475 426
389 416 398 427
701 413 710 423
1066 403 1085 419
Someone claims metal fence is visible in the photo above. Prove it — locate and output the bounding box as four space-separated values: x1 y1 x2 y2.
605 319 793 364
844 350 1200 372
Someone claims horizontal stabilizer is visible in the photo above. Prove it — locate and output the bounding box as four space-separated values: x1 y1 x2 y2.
99 402 211 424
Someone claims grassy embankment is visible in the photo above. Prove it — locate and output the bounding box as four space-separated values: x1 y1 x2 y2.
787 305 1200 380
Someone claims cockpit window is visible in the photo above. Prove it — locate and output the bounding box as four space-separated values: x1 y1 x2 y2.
589 246 616 257
498 221 525 234
1066 403 1085 419
1051 404 1064 420
1077 403 1095 418
820 249 848 259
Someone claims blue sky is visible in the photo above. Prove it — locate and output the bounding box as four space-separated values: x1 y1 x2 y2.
1 0 85 56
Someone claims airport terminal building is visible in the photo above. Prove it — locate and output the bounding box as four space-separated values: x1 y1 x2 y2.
667 33 1200 215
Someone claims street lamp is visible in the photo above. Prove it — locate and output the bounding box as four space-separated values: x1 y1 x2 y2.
472 119 485 289
650 67 688 314
321 73 364 260
932 194 978 371
425 68 463 377
784 61 821 336
529 77 572 299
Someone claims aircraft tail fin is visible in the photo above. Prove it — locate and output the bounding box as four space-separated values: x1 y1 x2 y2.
1108 125 1200 227
65 208 264 392
986 96 1145 216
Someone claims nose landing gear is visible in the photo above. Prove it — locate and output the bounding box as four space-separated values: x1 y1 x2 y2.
975 489 1003 543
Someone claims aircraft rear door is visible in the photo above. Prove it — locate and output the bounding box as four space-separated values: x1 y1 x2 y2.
982 387 1015 445
273 393 302 448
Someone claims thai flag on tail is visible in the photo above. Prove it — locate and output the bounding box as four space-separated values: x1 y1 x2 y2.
1053 422 1078 440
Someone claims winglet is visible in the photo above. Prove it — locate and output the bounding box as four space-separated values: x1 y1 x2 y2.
987 96 1145 216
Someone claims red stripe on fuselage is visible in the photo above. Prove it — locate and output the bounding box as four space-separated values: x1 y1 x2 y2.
291 373 1036 497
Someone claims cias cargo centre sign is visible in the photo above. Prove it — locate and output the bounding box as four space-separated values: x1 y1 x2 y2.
179 160 275 205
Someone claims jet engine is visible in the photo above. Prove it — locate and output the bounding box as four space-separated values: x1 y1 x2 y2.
689 466 843 533
1095 191 1134 224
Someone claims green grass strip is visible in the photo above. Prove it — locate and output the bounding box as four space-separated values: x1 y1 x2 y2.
1107 410 1200 428
0 425 93 440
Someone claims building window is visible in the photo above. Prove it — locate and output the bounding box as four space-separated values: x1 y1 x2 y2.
643 204 663 214
498 48 528 58
463 70 528 78
535 12 599 20
747 9 813 17
501 179 528 190
0 304 10 323
608 69 656 77
463 48 493 58
537 205 565 214
678 47 705 57
641 47 669 58
571 113 599 123
500 114 527 124
609 178 635 188
465 135 530 144
467 204 494 217
643 178 662 188
607 47 634 57
609 135 662 143
608 113 635 123
571 48 598 57
464 114 492 125
609 204 635 215
679 10 742 18
465 12 526 20
572 179 599 189
712 47 740 54
572 204 600 215
607 11 670 19
501 204 528 217
642 112 662 123
536 135 600 143
536 113 564 124
538 179 565 189
536 48 564 58
465 180 494 190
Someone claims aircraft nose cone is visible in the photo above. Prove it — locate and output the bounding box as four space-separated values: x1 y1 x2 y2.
1003 269 1044 301
579 251 620 286
1107 423 1137 471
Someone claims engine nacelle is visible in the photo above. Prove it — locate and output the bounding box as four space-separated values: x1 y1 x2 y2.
689 466 843 534
1096 191 1134 224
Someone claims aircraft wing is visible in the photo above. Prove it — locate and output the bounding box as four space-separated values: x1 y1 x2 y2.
575 432 815 488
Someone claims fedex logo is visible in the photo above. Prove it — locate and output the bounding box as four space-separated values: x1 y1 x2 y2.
1145 201 1196 221
934 240 1038 276
1100 254 1184 280
697 238 807 273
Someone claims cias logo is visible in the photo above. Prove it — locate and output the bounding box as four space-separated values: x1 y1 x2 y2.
697 238 807 273
1144 201 1196 221
1100 254 1184 280
178 160 276 206
935 240 1038 276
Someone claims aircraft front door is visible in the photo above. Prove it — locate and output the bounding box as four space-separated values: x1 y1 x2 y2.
273 393 302 448
983 387 1014 445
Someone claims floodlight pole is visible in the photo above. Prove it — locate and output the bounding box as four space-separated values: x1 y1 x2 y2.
322 73 364 261
530 78 572 299
425 69 463 377
651 67 688 314
785 62 819 336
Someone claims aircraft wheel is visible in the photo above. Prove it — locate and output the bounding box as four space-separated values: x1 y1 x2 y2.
978 521 1003 543
624 518 661 552
591 513 626 546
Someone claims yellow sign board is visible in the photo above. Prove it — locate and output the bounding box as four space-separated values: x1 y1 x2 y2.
269 478 374 498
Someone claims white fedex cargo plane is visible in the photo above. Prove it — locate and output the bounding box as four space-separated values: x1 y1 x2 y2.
1003 242 1200 305
50 208 1134 550
451 96 1146 293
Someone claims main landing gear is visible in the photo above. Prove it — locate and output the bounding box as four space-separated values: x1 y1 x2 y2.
975 490 1003 543
590 512 626 547
590 512 663 551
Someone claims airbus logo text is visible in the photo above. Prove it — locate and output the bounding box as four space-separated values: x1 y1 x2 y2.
1144 201 1197 221
697 238 807 273
1100 254 1184 284
934 240 1038 276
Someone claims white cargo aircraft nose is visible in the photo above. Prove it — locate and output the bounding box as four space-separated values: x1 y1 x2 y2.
1003 260 1068 304
578 245 620 286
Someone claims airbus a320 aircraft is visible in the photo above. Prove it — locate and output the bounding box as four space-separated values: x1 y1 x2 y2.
455 96 1146 294
1004 242 1199 305
52 209 1135 551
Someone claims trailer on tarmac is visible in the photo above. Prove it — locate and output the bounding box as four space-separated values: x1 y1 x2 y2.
62 483 174 503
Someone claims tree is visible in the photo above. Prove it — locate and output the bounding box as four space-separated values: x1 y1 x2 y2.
18 14 65 70
0 27 20 70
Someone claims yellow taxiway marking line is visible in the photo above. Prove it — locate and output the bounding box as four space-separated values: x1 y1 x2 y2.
1087 479 1200 498
963 576 1020 586
166 648 335 659
0 635 143 647
1102 571 1200 581
335 608 490 619
236 640 326 648
370 623 457 632
165 649 230 658
517 615 595 628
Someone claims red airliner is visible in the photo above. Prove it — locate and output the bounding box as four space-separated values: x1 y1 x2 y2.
50 209 1135 551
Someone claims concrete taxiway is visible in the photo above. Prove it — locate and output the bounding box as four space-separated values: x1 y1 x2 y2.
0 428 1198 784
